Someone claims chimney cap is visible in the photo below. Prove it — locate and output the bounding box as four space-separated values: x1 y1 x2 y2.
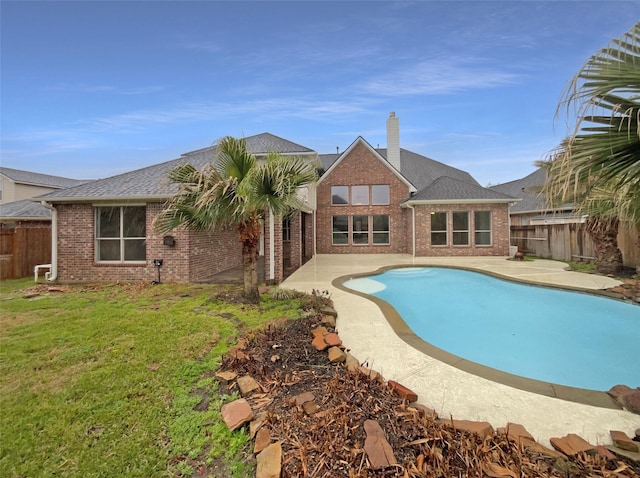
389 111 396 117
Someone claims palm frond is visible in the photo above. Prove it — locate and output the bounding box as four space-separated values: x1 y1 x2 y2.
244 153 318 216
214 136 256 181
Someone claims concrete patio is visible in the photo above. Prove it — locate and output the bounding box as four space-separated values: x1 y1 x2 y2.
281 254 639 447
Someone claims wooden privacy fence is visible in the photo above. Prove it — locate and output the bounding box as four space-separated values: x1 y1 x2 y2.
0 222 51 280
511 223 638 268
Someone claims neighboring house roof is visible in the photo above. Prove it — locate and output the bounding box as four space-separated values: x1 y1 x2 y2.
0 199 52 221
39 133 320 203
0 167 88 189
317 137 417 193
489 168 572 214
405 176 516 204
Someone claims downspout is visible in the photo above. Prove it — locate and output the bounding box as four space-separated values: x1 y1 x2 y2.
41 201 58 281
407 204 416 257
269 208 275 281
313 209 317 256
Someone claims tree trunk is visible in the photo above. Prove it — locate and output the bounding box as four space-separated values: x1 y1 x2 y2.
586 216 623 275
239 217 262 303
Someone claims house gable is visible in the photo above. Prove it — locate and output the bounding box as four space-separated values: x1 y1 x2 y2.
316 138 413 254
317 137 416 193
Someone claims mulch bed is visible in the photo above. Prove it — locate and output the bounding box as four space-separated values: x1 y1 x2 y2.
216 303 640 477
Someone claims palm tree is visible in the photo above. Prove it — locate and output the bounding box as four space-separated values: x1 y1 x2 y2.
544 22 640 274
155 136 318 302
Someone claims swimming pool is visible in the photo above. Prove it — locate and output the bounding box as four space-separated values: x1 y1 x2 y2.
343 267 640 391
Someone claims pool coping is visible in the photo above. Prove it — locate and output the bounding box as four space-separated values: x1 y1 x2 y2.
332 263 626 410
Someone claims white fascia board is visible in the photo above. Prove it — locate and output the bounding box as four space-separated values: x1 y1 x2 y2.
39 195 172 204
403 198 519 206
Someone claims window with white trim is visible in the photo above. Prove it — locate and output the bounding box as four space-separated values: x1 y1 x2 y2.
330 184 390 206
352 215 369 244
96 206 146 262
452 211 469 245
332 215 348 245
430 211 447 246
331 186 348 205
372 215 390 244
351 185 369 205
474 211 492 245
371 185 390 205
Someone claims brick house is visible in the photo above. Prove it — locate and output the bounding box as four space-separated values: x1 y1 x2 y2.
316 114 514 257
38 114 517 284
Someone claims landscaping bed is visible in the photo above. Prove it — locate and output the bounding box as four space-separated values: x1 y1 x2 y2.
212 297 640 477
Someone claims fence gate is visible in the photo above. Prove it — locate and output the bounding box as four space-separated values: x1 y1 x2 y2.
0 222 51 280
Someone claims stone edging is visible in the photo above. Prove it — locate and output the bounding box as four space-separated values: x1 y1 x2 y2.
218 306 639 476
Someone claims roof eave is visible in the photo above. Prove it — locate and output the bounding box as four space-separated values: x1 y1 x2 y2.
0 217 52 222
509 205 574 215
403 198 520 206
37 195 172 204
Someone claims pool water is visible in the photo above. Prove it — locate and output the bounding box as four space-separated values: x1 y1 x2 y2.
343 267 640 391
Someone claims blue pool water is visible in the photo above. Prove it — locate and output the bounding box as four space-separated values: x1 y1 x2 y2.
343 267 640 391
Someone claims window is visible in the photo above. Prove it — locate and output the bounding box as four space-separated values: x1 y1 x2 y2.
331 186 349 205
372 185 390 205
373 215 390 244
282 216 291 241
352 215 369 244
332 215 348 245
96 206 146 262
453 211 469 245
331 184 390 206
430 212 447 246
351 185 369 205
474 211 492 245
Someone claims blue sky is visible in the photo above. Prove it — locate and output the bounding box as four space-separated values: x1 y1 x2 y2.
2 1 639 186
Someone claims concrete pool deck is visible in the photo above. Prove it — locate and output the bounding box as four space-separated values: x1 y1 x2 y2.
281 254 639 447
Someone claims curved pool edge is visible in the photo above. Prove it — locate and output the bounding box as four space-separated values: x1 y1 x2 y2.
332 263 625 410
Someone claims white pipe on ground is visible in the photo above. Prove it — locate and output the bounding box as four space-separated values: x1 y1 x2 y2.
40 201 58 281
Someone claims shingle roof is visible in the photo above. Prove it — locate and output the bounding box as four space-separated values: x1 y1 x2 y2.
489 168 569 213
318 153 339 172
406 176 516 203
0 167 88 189
319 148 478 190
0 199 52 220
38 132 489 203
39 133 318 202
391 148 479 190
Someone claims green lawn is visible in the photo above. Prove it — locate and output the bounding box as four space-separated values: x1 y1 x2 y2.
0 279 304 477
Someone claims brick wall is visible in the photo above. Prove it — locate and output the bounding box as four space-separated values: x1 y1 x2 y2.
187 223 241 282
288 211 302 271
55 202 241 283
412 203 510 256
316 141 411 254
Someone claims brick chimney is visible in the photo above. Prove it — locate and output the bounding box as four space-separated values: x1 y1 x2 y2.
386 112 400 171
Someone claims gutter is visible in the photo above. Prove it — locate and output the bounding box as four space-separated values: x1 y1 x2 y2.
40 201 58 281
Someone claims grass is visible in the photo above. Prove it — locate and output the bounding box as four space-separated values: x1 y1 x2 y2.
0 279 305 477
564 260 597 273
